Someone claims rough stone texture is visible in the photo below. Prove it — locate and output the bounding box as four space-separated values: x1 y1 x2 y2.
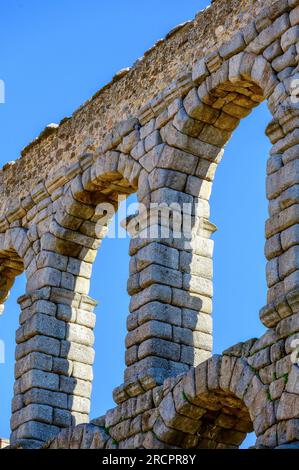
1 0 299 450
0 0 290 216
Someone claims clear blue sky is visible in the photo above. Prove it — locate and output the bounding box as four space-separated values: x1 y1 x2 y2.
0 1 270 448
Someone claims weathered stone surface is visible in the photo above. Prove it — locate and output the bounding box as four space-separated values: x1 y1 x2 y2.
281 25 299 51
138 338 180 361
247 13 290 54
272 45 298 72
15 352 53 379
15 335 61 360
192 59 209 85
24 388 68 409
20 370 59 393
126 321 173 348
219 32 245 59
290 5 299 26
277 392 299 420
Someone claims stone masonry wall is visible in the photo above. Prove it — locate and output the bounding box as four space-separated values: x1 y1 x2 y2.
0 0 278 216
1 0 299 450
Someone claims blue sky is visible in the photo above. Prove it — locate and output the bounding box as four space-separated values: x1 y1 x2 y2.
0 1 270 448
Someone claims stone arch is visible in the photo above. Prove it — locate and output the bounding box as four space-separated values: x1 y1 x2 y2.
118 50 284 394
0 228 27 313
37 150 143 292
155 354 265 449
9 137 144 448
155 48 297 332
161 51 279 187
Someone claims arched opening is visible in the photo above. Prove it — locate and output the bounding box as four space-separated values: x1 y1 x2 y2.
212 100 270 351
210 101 272 448
89 193 138 420
154 356 259 449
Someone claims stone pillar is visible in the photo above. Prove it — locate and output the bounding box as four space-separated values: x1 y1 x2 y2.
262 116 299 327
260 110 299 447
119 158 216 394
10 283 97 448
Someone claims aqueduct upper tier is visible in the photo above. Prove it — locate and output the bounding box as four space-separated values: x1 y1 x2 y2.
0 0 284 215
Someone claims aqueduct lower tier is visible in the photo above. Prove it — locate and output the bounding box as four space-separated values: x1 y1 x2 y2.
1 0 299 449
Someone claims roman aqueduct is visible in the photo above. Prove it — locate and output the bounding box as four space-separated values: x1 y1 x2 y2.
1 0 299 449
